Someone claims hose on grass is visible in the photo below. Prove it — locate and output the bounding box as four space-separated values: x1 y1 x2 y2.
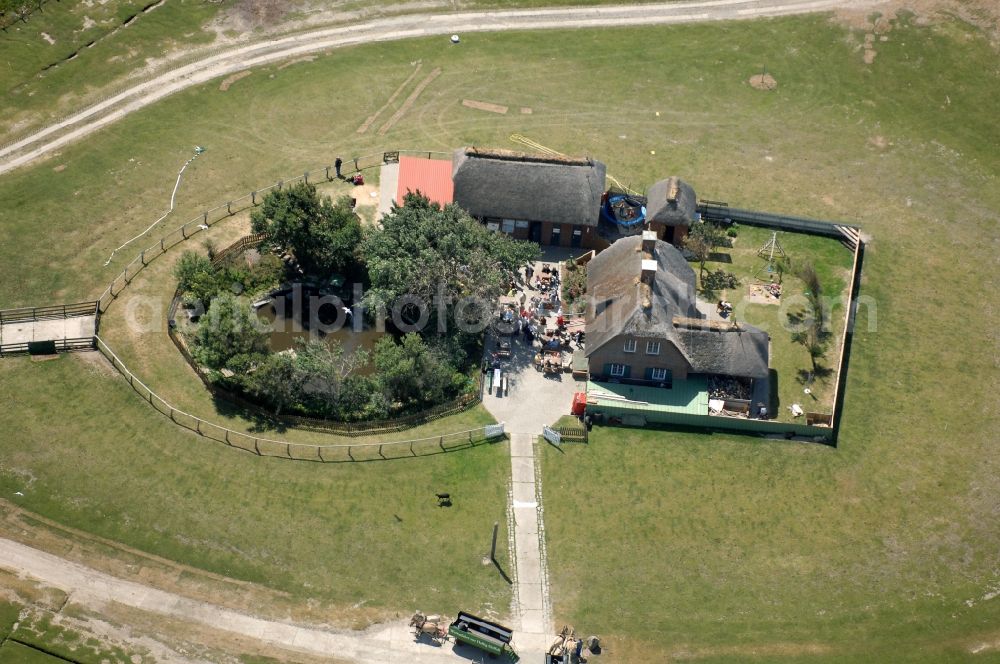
104 148 202 266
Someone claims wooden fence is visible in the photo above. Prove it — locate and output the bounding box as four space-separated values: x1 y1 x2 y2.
81 149 504 457
0 336 96 357
0 301 98 325
94 336 504 462
210 232 269 266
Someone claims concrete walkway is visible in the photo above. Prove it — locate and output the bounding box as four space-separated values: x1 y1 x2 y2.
508 432 552 658
0 315 96 345
0 0 883 175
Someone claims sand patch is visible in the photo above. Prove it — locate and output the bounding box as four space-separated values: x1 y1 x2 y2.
53 164 66 172
40 32 55 45
749 73 777 90
864 48 877 64
462 99 509 114
82 15 96 30
277 55 316 70
520 107 533 114
219 70 251 91
868 135 889 150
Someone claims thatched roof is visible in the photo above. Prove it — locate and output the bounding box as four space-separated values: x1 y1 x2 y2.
646 177 698 227
672 319 770 379
452 147 606 226
585 235 768 379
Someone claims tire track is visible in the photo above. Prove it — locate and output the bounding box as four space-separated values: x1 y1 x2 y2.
0 0 883 176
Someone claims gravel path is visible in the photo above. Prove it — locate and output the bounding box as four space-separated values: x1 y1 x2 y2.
0 0 881 176
0 537 461 664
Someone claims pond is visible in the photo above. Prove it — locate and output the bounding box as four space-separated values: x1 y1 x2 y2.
255 285 385 369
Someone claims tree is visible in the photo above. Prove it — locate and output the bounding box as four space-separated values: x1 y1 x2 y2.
245 351 301 416
192 294 268 370
251 183 362 279
362 192 539 331
684 220 726 278
372 333 462 408
174 251 214 292
294 339 369 415
788 261 831 378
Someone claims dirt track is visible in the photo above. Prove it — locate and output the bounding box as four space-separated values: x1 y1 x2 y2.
0 0 884 176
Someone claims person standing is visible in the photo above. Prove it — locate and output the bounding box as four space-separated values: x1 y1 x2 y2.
335 156 343 179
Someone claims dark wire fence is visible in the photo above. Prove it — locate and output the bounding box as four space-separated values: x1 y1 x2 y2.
92 149 506 458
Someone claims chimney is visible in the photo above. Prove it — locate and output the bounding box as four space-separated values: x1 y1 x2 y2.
641 258 657 286
641 229 657 256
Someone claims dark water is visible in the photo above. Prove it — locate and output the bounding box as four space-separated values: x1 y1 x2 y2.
256 290 383 368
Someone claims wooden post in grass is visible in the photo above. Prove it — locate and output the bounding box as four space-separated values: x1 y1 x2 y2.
490 521 499 562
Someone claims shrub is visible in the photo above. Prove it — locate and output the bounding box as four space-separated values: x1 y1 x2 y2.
702 269 741 291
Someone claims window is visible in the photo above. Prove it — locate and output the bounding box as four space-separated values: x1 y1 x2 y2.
515 220 530 229
610 363 627 377
501 219 515 233
646 341 661 355
623 338 637 353
549 226 561 242
650 368 670 381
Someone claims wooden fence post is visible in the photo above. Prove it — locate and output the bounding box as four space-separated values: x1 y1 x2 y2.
410 440 415 456
490 521 499 562
196 419 201 435
303 171 309 185
224 429 230 445
378 444 385 459
254 438 261 455
325 166 330 181
286 443 292 458
317 447 324 462
160 238 164 252
227 201 232 215
440 436 446 452
140 250 145 265
203 211 208 225
181 225 187 239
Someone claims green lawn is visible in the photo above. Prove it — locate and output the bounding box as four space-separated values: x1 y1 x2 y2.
698 225 855 419
0 6 997 659
0 353 511 616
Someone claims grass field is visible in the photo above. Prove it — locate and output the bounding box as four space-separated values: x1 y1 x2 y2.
0 3 998 660
699 225 855 419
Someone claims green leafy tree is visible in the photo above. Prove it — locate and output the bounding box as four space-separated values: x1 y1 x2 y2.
684 220 727 278
174 251 214 292
251 183 362 278
373 333 461 408
362 192 538 330
192 294 268 370
245 351 301 416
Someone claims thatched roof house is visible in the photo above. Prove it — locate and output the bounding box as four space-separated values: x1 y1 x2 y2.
585 232 769 382
645 177 698 228
452 148 606 229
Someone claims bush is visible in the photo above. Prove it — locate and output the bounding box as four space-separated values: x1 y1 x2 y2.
702 269 741 291
726 224 739 238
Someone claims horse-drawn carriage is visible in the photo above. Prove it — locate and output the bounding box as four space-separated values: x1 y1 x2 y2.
409 611 449 644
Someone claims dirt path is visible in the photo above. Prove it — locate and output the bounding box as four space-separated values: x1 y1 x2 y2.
0 0 885 176
0 537 464 664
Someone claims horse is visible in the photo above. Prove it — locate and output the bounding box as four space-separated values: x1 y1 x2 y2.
409 611 449 644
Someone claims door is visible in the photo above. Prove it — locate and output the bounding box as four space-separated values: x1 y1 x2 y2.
571 228 583 248
529 222 542 243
